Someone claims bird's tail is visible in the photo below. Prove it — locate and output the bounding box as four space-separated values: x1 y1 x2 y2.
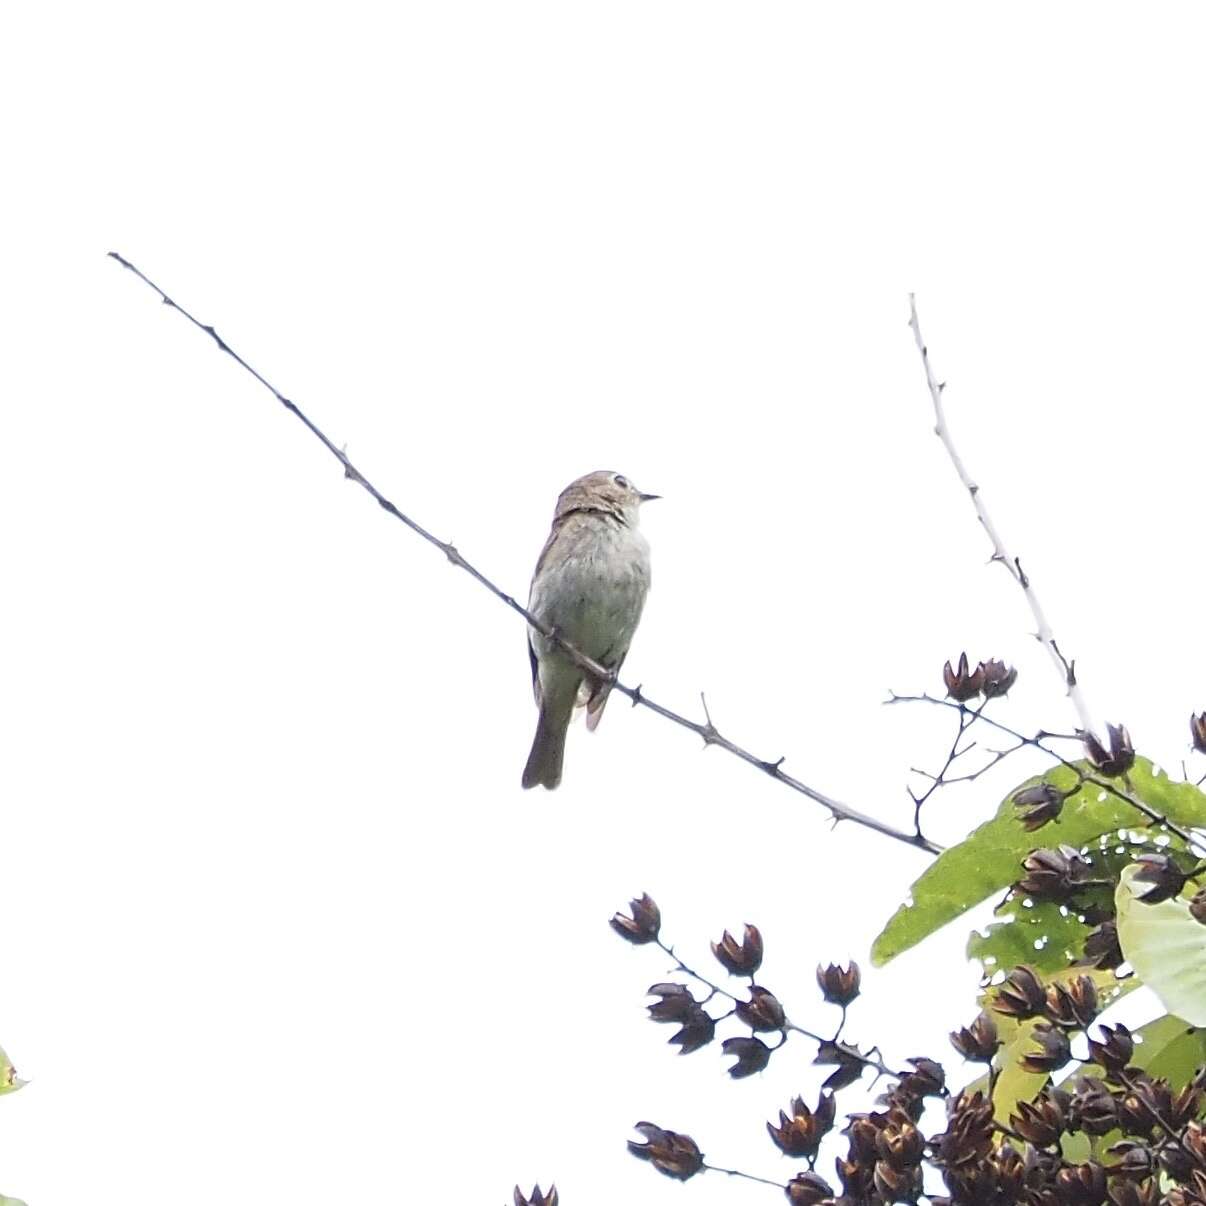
522 689 575 790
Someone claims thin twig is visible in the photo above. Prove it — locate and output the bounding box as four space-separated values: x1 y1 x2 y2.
888 692 1205 853
109 251 941 856
702 1164 785 1190
908 297 1097 737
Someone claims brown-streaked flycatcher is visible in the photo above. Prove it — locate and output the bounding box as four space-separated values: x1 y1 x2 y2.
522 470 656 789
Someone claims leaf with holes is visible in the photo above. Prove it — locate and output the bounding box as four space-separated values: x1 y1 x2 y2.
872 758 1206 966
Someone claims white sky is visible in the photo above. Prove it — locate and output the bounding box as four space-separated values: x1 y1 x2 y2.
4 3 1206 1203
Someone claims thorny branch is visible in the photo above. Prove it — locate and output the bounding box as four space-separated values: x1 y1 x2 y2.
109 252 940 856
908 297 1098 738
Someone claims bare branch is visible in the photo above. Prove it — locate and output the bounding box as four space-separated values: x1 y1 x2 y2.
889 691 1205 853
109 252 941 857
908 297 1097 737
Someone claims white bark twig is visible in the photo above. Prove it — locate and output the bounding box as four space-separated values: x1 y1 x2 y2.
908 295 1097 738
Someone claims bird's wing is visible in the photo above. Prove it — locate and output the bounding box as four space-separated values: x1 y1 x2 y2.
528 634 541 705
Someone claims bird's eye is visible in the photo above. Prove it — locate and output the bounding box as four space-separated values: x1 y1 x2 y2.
614 475 629 489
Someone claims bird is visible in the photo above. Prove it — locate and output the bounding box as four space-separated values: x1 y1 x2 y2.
522 470 657 789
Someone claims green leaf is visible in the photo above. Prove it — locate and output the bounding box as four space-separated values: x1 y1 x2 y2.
967 898 1090 976
990 1017 1048 1124
872 757 1206 966
0 1046 24 1096
1116 864 1206 1025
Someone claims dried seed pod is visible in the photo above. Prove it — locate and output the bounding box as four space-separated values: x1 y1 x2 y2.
1013 782 1068 831
978 658 1018 698
1083 920 1124 971
1018 846 1093 901
1131 852 1187 905
722 1035 773 1078
816 961 861 1006
646 983 697 1024
1054 1161 1107 1206
991 965 1047 1019
1087 1023 1134 1077
767 1093 836 1159
514 1187 559 1206
814 1039 868 1091
943 652 984 702
610 894 661 944
1020 1023 1073 1074
1191 711 1206 756
668 1006 715 1054
1069 1076 1118 1136
1105 1140 1155 1182
950 1012 999 1062
711 924 763 976
1044 975 1099 1028
1081 724 1135 777
784 1171 835 1205
627 1122 704 1180
735 986 786 1032
1012 1090 1068 1147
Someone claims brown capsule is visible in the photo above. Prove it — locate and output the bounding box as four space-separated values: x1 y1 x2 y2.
1131 852 1187 904
784 1171 834 1205
1020 1023 1073 1074
1190 886 1206 925
1115 1078 1167 1140
943 652 985 702
950 1012 999 1062
1018 845 1093 901
814 1039 867 1091
1044 975 1099 1028
979 658 1018 698
736 986 786 1032
1181 1119 1206 1166
722 1035 772 1078
646 983 698 1024
610 894 661 944
1081 724 1135 778
1105 1140 1155 1182
1083 920 1124 971
1013 782 1068 831
873 1160 923 1202
876 1117 925 1169
1170 1079 1205 1129
767 1093 836 1159
897 1057 946 1099
1069 1076 1118 1136
843 1112 882 1163
711 924 763 976
816 961 861 1006
627 1122 704 1180
1158 1137 1195 1181
1192 712 1206 756
930 1091 995 1169
1087 1023 1134 1077
1055 1161 1107 1206
1011 1090 1068 1147
668 1006 715 1054
991 965 1047 1019
514 1187 558 1206
1108 1179 1161 1206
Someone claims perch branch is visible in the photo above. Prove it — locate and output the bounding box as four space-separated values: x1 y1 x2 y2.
109 252 941 856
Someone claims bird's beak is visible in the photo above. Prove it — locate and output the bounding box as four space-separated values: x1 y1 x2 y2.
638 491 661 503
